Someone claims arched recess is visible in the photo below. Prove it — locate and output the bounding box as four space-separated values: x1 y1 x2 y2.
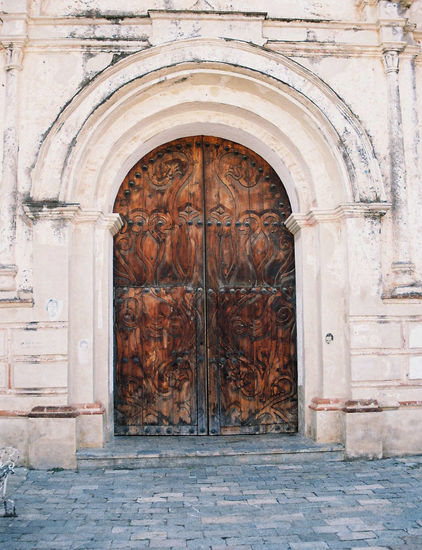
27 38 387 443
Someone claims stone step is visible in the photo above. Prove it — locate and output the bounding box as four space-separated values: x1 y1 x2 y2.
76 434 344 469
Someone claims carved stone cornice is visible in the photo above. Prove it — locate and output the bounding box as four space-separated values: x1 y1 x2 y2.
284 214 308 235
96 213 124 236
24 202 123 235
75 210 123 235
335 202 392 218
24 201 81 222
285 203 391 235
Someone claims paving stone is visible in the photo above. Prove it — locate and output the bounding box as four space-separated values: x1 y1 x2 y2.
290 543 329 549
3 457 422 548
337 531 377 541
313 527 348 536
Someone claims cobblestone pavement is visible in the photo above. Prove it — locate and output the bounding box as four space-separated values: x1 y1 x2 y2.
2 457 422 549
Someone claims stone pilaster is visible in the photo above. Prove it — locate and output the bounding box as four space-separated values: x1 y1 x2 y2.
0 42 24 294
382 46 422 297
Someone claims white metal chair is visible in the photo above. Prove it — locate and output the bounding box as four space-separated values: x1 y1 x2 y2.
0 447 19 517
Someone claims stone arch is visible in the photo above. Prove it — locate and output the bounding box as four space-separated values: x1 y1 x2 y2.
30 38 385 211
26 38 388 444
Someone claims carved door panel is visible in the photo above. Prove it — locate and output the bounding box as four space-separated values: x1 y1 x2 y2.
203 137 297 434
114 136 297 435
114 137 207 434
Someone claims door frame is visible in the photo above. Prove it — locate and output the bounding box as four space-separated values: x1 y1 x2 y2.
61 119 358 448
105 126 308 440
104 125 306 441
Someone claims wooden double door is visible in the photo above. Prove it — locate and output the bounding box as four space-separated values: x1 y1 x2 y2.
113 136 297 435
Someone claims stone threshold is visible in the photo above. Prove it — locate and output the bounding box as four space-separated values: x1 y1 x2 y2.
76 433 344 469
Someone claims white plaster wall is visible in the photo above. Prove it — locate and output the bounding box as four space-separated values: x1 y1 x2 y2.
36 0 359 20
288 56 390 191
409 0 422 27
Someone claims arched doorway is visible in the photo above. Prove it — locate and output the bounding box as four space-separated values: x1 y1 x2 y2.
113 136 297 436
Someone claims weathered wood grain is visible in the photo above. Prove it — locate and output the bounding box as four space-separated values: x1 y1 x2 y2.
113 136 296 435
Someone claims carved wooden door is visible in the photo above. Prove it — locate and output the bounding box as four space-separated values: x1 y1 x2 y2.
114 136 297 435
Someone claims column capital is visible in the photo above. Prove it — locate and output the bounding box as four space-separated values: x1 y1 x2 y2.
75 210 123 235
2 42 25 71
383 49 400 73
95 213 124 236
382 46 407 73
